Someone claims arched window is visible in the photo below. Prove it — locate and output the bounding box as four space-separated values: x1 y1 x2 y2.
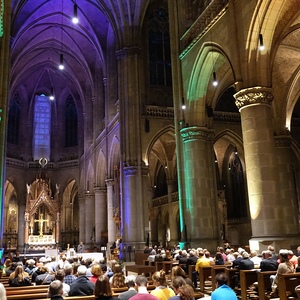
147 8 172 86
154 165 168 197
226 153 247 219
65 95 78 147
33 94 51 161
7 94 20 145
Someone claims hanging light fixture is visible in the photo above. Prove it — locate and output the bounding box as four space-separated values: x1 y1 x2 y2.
212 71 218 87
49 87 55 100
72 3 79 24
259 33 265 51
181 97 186 110
59 53 64 70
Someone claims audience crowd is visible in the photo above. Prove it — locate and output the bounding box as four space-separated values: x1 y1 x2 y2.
0 243 300 299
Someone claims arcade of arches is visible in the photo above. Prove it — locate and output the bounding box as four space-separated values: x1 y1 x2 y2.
1 0 300 255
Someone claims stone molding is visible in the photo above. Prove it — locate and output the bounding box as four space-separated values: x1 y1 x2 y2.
145 105 174 119
105 179 114 187
116 46 141 59
180 126 214 142
123 166 138 176
234 87 273 110
152 192 178 207
274 135 292 148
180 0 229 59
94 186 107 194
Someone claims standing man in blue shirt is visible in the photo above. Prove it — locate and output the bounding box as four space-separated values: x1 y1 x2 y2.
211 272 237 300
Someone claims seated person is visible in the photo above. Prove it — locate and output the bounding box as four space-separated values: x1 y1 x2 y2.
48 280 64 300
211 272 237 300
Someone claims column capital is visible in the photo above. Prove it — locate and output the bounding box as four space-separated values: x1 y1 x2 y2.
166 180 177 186
274 135 292 148
84 192 95 198
234 87 273 110
123 166 138 176
116 46 141 59
94 186 107 194
180 126 214 142
105 179 114 187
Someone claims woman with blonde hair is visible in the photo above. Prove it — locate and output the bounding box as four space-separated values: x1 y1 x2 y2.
151 270 175 300
171 266 193 289
9 265 31 287
90 264 103 284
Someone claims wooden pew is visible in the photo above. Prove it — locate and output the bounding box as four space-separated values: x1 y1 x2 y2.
225 268 238 289
198 266 212 293
155 261 164 272
187 265 195 281
257 270 276 300
7 292 48 299
6 285 49 295
239 269 258 300
277 272 300 299
211 266 227 291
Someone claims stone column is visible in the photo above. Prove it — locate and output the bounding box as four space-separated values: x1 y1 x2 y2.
94 186 107 245
24 212 29 245
18 204 25 251
180 127 218 250
274 135 299 237
56 212 60 243
234 87 298 250
148 187 156 246
106 179 116 249
78 196 85 244
0 1 11 245
122 166 148 252
167 180 178 246
117 46 148 254
85 192 95 248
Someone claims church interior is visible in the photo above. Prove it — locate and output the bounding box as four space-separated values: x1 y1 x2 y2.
1 0 300 256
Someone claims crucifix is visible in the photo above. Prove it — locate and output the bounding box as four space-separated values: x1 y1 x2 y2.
34 214 48 237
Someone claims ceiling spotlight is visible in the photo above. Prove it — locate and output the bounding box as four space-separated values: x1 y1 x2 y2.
72 4 79 24
59 53 64 70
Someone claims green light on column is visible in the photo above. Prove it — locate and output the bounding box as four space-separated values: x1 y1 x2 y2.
0 0 4 38
0 108 2 121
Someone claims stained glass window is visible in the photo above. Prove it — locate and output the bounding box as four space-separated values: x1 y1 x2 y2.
147 8 172 86
7 94 20 145
33 94 51 161
65 95 78 147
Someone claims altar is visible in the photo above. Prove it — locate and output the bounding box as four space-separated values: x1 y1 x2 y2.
27 235 56 250
24 173 61 248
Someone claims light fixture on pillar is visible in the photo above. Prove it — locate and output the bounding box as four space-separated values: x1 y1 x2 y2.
72 3 79 24
212 71 218 87
228 163 231 171
234 147 238 155
49 87 55 100
181 97 186 110
259 33 265 51
58 53 64 70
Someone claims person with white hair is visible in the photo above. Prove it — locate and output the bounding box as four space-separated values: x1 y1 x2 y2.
270 249 295 298
118 275 137 300
0 283 7 300
69 265 94 296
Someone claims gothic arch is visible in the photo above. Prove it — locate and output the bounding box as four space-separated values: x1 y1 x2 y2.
186 43 235 126
95 150 107 186
108 135 120 179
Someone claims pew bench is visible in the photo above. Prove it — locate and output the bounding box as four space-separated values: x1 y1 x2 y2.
240 269 259 300
277 272 300 299
211 266 227 291
198 266 212 293
257 270 277 300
